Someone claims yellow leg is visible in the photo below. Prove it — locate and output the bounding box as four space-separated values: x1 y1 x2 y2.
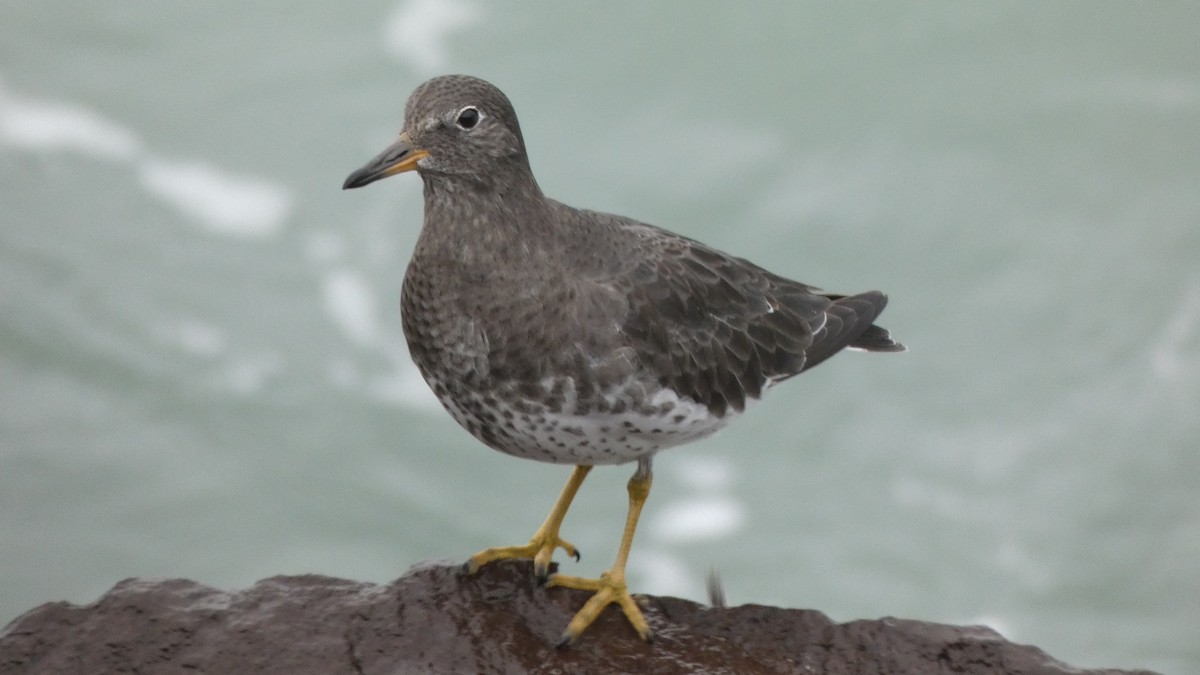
549 458 654 647
464 464 591 581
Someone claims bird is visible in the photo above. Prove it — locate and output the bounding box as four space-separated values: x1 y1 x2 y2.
342 74 904 647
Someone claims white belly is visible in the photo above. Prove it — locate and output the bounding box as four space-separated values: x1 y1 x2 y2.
429 378 735 465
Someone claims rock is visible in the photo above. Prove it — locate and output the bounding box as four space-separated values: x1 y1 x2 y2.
0 560 1159 675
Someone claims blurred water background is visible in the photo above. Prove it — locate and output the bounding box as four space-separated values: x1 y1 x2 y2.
2 3 1198 672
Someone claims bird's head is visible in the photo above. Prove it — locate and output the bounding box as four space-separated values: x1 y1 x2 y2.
342 74 531 191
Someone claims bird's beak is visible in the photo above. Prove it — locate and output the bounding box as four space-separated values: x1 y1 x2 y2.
342 131 430 190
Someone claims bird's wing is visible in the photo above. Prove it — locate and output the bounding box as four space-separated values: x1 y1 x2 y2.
579 221 882 417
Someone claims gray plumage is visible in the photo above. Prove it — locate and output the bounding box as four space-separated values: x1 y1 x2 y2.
347 74 903 466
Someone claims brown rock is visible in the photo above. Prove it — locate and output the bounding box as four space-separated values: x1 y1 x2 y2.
0 560 1160 675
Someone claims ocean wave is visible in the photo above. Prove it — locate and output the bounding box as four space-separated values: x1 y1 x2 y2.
649 494 747 543
0 78 141 160
137 159 290 238
0 75 291 238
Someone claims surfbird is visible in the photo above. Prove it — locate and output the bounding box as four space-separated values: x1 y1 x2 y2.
342 74 904 646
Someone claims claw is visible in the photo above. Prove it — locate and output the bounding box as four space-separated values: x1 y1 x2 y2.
465 532 579 585
548 571 653 645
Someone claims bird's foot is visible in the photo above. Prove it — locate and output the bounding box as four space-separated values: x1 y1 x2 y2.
463 465 591 582
548 570 653 647
463 533 580 582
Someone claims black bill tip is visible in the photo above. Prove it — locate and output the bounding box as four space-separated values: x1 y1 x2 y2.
342 166 380 190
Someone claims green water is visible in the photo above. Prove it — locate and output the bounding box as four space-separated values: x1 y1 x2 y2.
2 3 1198 672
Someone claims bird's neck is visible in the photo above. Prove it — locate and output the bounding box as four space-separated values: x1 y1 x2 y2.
416 168 556 263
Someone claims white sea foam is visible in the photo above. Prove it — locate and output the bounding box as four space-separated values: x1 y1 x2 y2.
0 79 141 159
156 318 228 357
649 495 747 543
963 615 1014 641
627 547 693 598
384 0 482 73
2 75 292 238
137 158 291 238
322 268 380 347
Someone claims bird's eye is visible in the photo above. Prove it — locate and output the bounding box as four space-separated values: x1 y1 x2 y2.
456 106 480 129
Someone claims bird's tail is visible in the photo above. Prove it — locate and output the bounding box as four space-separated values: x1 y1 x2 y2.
800 290 905 371
851 322 905 353
838 290 905 353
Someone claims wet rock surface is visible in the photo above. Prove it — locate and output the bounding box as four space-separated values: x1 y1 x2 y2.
0 560 1160 675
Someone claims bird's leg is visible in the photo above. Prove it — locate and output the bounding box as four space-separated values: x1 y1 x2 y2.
549 457 654 647
463 464 591 581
